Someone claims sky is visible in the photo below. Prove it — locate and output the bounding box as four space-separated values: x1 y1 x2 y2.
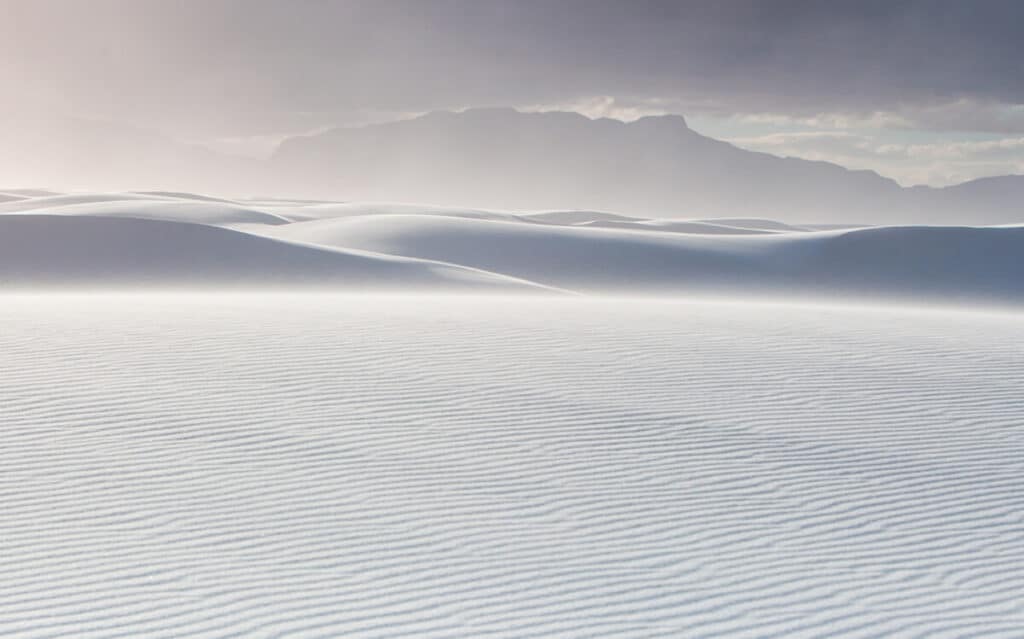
2 0 1024 186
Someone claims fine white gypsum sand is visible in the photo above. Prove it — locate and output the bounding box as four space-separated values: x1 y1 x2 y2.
0 294 1021 638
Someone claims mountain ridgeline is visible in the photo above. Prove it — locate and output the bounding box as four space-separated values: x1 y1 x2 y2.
273 108 1024 224
7 109 1024 224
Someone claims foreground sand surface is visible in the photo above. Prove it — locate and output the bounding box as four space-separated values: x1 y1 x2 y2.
1 295 1021 638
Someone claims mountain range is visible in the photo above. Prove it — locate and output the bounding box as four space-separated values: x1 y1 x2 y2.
7 108 1024 224
274 109 1024 224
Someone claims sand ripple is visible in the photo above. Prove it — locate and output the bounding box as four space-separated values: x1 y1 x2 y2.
0 295 1021 638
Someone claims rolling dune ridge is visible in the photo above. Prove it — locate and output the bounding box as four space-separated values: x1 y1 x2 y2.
1 191 1023 306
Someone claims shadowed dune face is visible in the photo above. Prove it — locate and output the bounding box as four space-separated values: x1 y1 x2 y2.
0 214 547 292
806 226 1024 300
1 190 1023 307
262 211 1024 305
265 214 772 291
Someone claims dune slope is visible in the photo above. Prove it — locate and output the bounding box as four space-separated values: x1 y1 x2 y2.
0 215 544 291
264 213 1024 304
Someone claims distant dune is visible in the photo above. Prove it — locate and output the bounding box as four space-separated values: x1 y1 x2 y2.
2 191 1023 306
0 194 294 226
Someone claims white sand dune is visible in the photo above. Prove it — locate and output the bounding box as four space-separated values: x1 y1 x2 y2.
4 198 294 226
1 294 1021 637
0 191 176 213
263 201 523 224
0 215 546 291
0 192 293 226
575 218 779 235
526 210 643 225
263 212 1024 304
695 218 813 232
2 191 1023 306
527 211 794 235
130 191 249 205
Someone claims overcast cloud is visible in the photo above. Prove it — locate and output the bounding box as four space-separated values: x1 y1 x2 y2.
2 0 1023 184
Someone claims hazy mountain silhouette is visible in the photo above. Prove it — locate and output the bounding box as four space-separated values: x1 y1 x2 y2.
273 108 1023 224
7 109 1023 224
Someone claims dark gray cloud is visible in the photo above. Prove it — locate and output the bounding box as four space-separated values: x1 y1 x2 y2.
2 0 1023 137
